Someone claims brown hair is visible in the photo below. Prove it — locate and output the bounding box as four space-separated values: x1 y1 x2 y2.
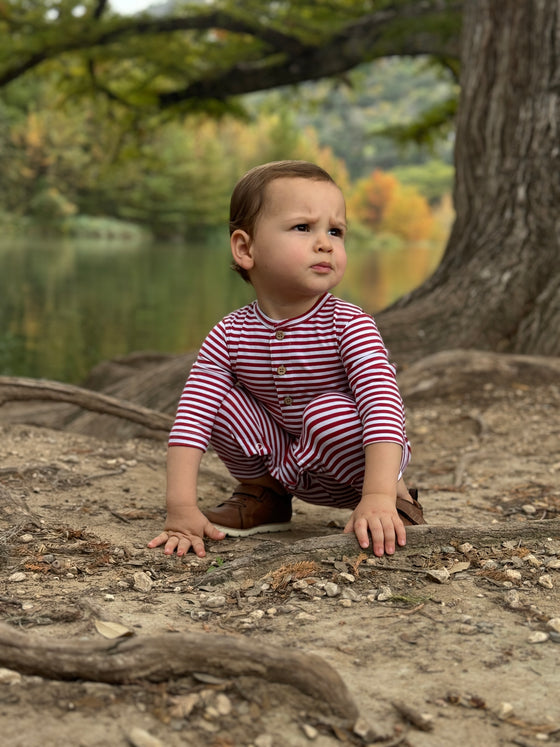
230 160 337 282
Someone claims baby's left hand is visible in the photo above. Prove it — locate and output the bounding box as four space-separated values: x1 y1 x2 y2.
343 493 406 556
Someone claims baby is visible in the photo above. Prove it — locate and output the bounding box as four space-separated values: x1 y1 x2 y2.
148 160 425 559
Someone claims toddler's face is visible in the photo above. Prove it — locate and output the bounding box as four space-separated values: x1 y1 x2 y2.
244 177 347 317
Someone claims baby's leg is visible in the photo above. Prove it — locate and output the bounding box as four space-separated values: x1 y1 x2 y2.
204 386 293 535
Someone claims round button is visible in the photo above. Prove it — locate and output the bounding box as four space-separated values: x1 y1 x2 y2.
283 396 293 405
276 365 286 375
275 330 285 340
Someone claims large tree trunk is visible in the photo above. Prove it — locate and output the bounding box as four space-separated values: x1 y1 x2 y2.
378 0 560 365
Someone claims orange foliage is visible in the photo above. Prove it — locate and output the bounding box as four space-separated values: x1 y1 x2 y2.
348 169 435 242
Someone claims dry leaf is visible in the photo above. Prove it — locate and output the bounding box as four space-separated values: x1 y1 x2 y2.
94 619 134 639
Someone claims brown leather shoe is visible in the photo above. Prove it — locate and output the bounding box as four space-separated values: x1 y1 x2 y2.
396 489 427 526
203 484 292 536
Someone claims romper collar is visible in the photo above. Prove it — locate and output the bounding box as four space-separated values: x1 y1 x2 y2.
253 293 331 330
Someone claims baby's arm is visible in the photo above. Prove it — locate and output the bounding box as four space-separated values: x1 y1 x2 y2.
343 441 405 557
147 446 225 557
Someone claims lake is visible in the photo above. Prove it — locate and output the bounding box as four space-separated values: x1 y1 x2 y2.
0 233 443 383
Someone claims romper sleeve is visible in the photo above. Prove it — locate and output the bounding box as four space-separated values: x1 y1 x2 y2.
338 314 411 470
168 321 236 450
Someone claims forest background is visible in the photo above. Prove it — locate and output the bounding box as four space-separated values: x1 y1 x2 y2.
0 3 456 279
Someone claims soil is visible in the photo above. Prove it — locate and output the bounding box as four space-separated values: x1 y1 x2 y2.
0 351 559 747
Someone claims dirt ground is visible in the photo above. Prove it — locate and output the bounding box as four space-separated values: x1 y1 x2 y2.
0 351 559 747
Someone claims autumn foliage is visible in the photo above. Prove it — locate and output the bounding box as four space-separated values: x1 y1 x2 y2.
348 169 435 242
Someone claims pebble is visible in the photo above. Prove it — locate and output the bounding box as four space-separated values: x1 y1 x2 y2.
127 727 163 747
18 533 34 544
546 558 560 569
458 542 473 554
342 588 360 602
324 582 340 597
497 702 514 719
538 575 554 589
524 554 542 567
254 735 273 747
339 599 352 608
0 668 22 685
338 572 355 583
546 618 560 633
504 569 522 581
528 631 549 644
301 723 318 739
522 504 537 515
133 571 153 592
215 693 232 716
504 590 523 609
204 595 226 609
8 572 26 583
377 586 393 601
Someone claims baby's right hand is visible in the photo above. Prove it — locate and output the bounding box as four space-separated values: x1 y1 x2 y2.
147 506 225 558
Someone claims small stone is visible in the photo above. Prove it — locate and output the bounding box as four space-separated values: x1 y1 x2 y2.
339 599 352 608
338 572 355 583
481 559 499 570
504 590 523 609
522 504 537 515
426 568 450 584
546 618 560 633
266 607 277 617
546 558 560 570
377 586 393 601
0 668 22 685
524 554 543 567
254 736 273 747
8 572 26 583
342 588 360 602
441 545 456 554
353 717 379 741
538 575 554 589
504 569 522 581
528 631 549 644
215 693 232 716
204 595 226 609
104 594 115 601
458 542 473 554
18 533 34 544
324 582 340 597
250 609 265 620
497 702 515 719
127 727 163 747
133 571 153 592
301 723 318 739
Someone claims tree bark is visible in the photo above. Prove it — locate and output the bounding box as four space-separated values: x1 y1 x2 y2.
378 0 560 365
0 624 359 723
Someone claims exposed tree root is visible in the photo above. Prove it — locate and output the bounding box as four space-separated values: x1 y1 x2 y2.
0 376 173 435
0 623 359 723
199 520 560 586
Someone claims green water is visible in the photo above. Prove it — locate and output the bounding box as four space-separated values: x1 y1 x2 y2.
0 233 441 383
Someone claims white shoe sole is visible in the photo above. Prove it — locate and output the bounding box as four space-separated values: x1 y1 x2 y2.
212 521 292 537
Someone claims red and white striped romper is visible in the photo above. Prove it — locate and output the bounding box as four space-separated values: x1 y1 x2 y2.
169 293 411 509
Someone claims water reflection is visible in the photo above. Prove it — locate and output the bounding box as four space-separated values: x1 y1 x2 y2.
0 233 442 383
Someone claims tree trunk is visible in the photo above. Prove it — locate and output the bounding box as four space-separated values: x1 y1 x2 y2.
378 0 560 365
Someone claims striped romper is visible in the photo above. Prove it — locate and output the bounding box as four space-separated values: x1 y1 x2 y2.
169 293 411 509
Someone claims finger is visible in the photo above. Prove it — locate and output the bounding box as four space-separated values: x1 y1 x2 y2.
147 531 169 549
395 517 407 547
371 520 387 557
189 536 207 558
380 517 396 555
176 536 196 557
353 518 371 549
163 535 181 555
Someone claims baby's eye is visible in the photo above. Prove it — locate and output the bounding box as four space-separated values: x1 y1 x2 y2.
292 224 310 232
328 227 345 238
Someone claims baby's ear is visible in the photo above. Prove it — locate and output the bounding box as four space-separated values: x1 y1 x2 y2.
231 230 254 271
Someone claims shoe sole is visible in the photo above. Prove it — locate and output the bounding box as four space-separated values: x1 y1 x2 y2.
212 521 292 537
